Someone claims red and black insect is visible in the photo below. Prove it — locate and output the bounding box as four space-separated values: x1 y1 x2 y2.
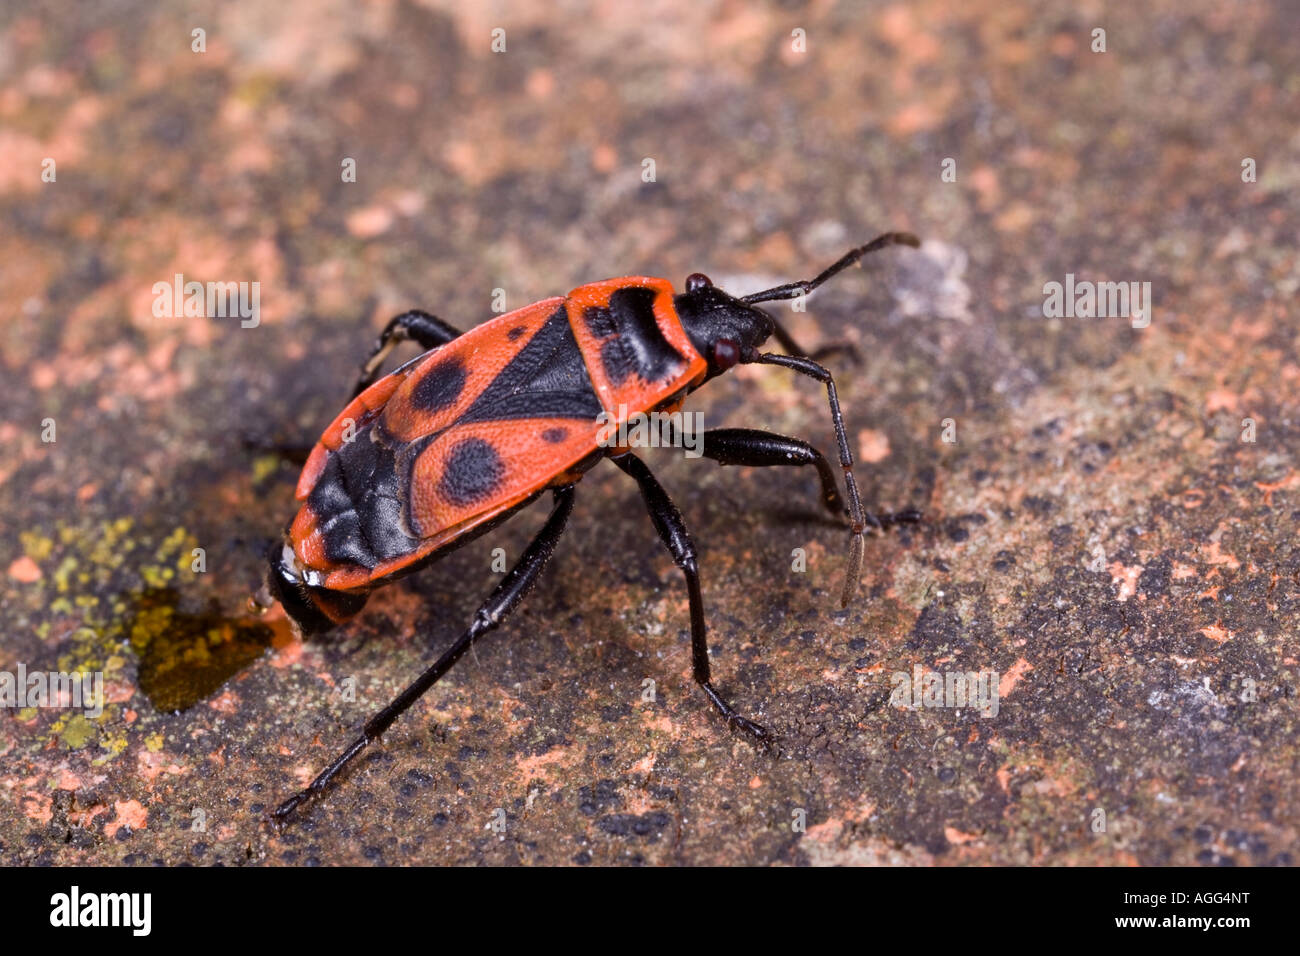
265 231 922 821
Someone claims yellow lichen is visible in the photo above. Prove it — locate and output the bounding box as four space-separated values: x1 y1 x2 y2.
92 731 130 764
252 453 281 486
59 714 96 749
20 530 54 563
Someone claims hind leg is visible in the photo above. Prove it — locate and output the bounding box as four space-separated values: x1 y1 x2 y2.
273 485 576 823
611 452 775 753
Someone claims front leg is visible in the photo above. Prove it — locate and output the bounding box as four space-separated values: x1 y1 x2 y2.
688 427 923 531
768 320 861 363
693 427 845 518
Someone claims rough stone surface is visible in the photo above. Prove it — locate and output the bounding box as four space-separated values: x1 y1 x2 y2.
1 0 1297 866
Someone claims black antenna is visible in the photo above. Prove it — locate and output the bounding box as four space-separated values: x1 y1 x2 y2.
740 232 919 305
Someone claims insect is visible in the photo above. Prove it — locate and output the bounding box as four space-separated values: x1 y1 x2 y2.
264 231 922 822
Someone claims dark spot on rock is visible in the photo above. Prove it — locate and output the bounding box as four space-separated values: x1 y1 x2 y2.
1031 418 1065 439
1074 440 1113 474
1138 553 1172 597
941 512 986 543
906 602 965 651
597 811 672 839
1022 495 1055 517
149 109 191 146
578 780 622 815
925 831 952 855
599 702 631 722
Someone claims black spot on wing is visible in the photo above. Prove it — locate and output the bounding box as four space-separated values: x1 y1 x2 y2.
307 422 420 569
439 438 505 506
460 305 602 423
410 355 468 413
541 427 568 443
582 286 683 386
507 325 527 340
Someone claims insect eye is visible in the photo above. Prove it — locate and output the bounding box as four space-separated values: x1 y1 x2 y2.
685 273 712 292
712 338 741 370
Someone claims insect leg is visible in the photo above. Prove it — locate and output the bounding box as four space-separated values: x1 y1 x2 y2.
744 352 866 608
272 484 576 824
684 424 921 534
866 507 924 529
610 452 775 754
767 320 860 364
688 427 845 517
352 309 464 398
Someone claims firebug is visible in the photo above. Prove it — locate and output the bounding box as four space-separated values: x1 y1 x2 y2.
263 231 922 821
